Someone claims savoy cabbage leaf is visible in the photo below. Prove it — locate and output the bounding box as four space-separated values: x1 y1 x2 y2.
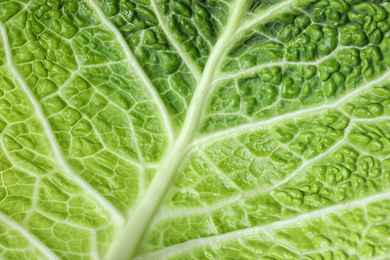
1 0 390 259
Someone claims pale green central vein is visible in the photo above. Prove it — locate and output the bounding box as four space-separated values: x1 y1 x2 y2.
105 1 251 259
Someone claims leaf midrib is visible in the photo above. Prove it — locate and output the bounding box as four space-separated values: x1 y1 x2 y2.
106 1 251 259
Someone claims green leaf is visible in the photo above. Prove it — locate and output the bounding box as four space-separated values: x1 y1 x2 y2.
1 0 390 259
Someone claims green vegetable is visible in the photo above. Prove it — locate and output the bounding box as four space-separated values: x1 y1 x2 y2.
1 0 390 259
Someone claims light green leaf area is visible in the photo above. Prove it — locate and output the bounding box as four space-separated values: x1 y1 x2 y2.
1 0 390 260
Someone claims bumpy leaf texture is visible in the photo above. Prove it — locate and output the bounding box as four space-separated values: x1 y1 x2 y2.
1 0 390 259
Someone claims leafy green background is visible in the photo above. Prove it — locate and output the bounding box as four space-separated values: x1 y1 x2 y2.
1 0 390 259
